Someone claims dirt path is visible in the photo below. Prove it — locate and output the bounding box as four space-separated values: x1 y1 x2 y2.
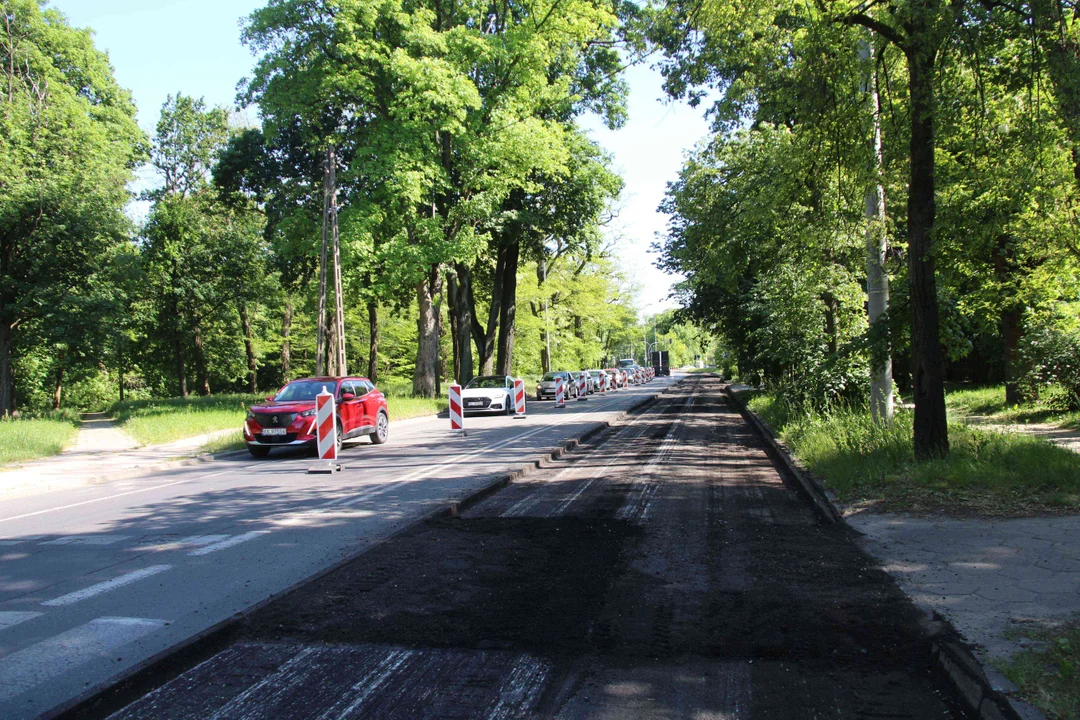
959 412 1080 454
69 412 138 454
101 376 962 719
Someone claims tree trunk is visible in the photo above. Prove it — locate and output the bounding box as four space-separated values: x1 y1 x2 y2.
496 240 519 375
862 35 894 424
447 272 461 384
174 307 187 398
413 268 439 398
822 292 838 356
52 363 64 411
193 324 211 396
905 34 949 459
367 300 379 383
1030 0 1080 191
0 320 12 416
240 303 257 393
327 311 339 377
281 298 292 381
453 263 475 385
118 342 125 403
474 246 506 374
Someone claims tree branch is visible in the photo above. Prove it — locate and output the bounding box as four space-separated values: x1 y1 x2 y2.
838 13 906 47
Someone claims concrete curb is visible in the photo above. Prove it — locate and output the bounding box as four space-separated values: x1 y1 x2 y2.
50 379 682 720
723 385 1040 720
722 384 843 525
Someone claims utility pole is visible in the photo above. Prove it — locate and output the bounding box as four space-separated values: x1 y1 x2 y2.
330 144 347 376
315 148 330 377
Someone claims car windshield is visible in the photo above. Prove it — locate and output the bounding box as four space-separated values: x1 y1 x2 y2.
274 380 334 402
618 359 635 367
589 370 603 377
467 376 507 389
541 373 564 381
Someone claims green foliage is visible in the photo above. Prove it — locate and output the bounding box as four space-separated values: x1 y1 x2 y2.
999 617 1080 720
111 394 260 446
0 415 79 465
748 391 1080 515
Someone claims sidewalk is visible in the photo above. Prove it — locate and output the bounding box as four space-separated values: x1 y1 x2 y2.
0 415 237 498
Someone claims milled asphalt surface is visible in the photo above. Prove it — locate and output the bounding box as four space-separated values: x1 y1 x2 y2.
103 376 963 719
0 377 676 720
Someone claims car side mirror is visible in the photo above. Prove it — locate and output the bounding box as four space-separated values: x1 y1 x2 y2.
341 393 356 401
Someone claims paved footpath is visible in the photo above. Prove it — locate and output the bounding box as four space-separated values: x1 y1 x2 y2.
850 512 1080 714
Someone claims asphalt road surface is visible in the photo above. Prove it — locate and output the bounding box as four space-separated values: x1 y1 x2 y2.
0 376 677 719
96 375 962 719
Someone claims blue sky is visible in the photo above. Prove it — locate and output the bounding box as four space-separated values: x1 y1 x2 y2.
56 0 713 314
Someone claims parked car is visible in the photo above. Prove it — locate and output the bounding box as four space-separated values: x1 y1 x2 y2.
605 368 627 388
462 375 516 415
535 371 579 400
587 369 610 392
244 376 389 458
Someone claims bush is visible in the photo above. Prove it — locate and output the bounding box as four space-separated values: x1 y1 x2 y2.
1022 322 1080 410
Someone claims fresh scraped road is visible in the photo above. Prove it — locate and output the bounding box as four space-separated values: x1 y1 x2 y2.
0 376 677 719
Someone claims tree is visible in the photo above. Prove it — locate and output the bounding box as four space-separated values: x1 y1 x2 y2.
0 0 145 414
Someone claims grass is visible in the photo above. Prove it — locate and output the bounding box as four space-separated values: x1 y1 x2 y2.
745 391 1080 516
997 617 1080 720
197 392 449 456
0 415 80 465
946 384 1080 429
112 394 260 447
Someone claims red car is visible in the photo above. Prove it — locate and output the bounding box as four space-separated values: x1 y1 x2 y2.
243 376 389 458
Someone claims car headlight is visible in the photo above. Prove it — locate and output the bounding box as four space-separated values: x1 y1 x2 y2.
246 411 255 420
299 408 317 417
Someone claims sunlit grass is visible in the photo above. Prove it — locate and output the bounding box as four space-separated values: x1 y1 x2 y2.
746 391 1080 516
998 616 1080 720
946 384 1080 429
112 394 259 447
0 416 80 465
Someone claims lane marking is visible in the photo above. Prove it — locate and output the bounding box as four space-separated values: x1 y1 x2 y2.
176 534 230 547
0 611 42 631
0 475 216 524
42 535 131 546
42 565 173 607
188 531 270 556
0 616 166 701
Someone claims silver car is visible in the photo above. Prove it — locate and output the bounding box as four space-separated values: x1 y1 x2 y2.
535 371 579 400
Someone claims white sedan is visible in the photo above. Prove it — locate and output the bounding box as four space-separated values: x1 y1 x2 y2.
461 375 516 415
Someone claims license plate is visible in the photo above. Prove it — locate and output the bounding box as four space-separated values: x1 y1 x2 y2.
261 428 287 436
465 400 482 407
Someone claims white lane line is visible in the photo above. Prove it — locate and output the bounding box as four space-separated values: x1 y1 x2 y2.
42 565 173 607
176 534 230 546
0 611 43 631
188 531 270 556
0 616 166 701
42 534 131 546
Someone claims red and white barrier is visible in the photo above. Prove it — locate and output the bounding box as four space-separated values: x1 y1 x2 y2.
307 386 340 474
513 378 526 418
577 372 588 401
449 383 466 435
599 373 607 395
555 376 566 408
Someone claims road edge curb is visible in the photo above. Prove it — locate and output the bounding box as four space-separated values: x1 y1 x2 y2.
48 379 684 720
722 384 843 525
723 385 1038 720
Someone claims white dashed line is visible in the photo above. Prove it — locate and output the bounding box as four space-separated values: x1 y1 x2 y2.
42 565 173 607
0 611 43 631
0 617 166 701
188 531 270 556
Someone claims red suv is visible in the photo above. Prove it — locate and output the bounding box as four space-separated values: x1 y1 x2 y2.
243 376 389 458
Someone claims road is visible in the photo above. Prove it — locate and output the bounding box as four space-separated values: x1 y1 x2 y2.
97 375 961 719
0 376 677 719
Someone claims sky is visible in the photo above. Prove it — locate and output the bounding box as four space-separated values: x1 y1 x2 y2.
56 0 714 315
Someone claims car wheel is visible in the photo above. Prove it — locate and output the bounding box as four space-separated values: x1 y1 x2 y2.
247 445 270 458
370 410 389 445
505 395 515 415
335 419 344 454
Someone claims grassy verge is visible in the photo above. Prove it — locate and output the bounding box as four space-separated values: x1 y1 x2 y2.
112 394 259 447
0 414 80 466
745 391 1080 516
197 394 449 456
998 617 1080 720
947 384 1080 429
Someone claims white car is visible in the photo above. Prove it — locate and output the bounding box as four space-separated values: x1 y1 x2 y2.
461 375 516 415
